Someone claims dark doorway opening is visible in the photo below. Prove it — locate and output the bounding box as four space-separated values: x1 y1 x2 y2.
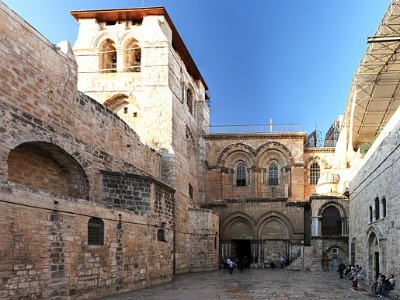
374 252 380 280
233 240 251 267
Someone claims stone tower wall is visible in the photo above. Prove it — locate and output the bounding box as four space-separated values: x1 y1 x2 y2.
72 10 212 274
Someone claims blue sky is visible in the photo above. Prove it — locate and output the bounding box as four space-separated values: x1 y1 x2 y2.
3 0 391 137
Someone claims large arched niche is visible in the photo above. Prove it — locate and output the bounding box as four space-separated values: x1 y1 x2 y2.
256 212 293 240
221 213 255 240
222 150 254 169
317 201 347 218
217 143 256 168
7 141 89 199
256 142 293 167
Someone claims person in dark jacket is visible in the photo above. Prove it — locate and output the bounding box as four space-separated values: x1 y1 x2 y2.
378 274 392 297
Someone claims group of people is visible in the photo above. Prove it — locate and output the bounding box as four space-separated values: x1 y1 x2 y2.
338 264 365 280
223 257 247 274
372 273 395 298
338 264 395 297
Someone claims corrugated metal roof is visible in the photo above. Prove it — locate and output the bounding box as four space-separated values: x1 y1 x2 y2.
344 0 400 150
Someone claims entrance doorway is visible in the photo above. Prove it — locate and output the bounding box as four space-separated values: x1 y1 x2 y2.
374 252 380 280
232 240 251 267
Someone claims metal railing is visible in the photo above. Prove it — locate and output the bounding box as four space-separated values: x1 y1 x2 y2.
207 124 303 134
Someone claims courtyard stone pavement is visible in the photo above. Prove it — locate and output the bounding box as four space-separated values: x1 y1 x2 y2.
98 268 381 300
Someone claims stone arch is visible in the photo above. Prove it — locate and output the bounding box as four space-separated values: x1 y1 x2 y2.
7 141 89 199
366 227 383 281
256 212 293 239
94 32 118 48
104 94 141 128
217 143 256 167
318 201 347 218
255 142 294 166
103 93 130 111
221 213 255 240
305 156 330 169
321 244 348 271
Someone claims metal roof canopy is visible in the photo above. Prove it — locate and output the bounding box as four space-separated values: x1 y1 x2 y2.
344 0 400 150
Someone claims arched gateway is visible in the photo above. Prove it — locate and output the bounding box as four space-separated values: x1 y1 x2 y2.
220 212 294 267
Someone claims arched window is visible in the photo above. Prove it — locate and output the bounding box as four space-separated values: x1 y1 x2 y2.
382 198 386 217
321 206 341 236
99 39 117 73
310 162 320 185
369 206 373 223
157 229 166 242
236 162 246 186
375 197 380 220
268 162 279 186
88 217 104 245
186 88 194 114
124 39 141 72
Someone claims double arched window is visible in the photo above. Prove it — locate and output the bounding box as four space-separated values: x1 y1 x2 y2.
268 162 279 186
236 162 247 186
310 162 320 185
371 197 387 222
99 37 142 73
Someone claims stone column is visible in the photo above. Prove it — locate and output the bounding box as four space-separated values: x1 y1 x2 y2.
311 217 320 236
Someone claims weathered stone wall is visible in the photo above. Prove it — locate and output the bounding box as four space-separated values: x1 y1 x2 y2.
204 134 308 202
349 106 400 282
0 181 174 300
0 2 179 299
188 208 219 271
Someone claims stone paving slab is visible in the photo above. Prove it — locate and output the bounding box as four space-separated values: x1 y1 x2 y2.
99 269 379 300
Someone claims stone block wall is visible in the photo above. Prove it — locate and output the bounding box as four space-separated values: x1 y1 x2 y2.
188 208 219 272
0 180 174 300
349 106 400 281
0 2 180 299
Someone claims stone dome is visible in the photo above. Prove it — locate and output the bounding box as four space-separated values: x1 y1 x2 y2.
316 171 340 194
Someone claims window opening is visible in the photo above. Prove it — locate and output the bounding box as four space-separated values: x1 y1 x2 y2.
321 206 341 236
157 229 166 242
124 107 128 114
236 163 246 186
268 162 279 186
187 89 194 114
99 39 117 73
133 112 138 117
189 183 193 199
106 21 117 26
88 217 104 245
310 162 320 185
369 206 373 223
124 40 141 72
382 198 386 217
375 197 380 220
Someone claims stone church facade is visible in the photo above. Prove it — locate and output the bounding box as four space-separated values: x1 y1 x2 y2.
6 2 397 300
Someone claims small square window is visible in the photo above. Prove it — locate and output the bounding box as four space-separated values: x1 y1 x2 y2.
133 112 137 117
